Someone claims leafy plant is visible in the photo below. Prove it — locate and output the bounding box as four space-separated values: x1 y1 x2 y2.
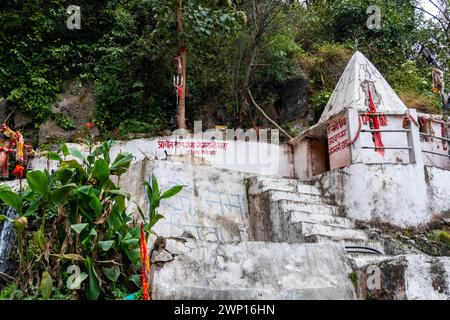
52 113 77 130
434 230 450 247
0 139 138 300
138 175 184 235
0 134 186 300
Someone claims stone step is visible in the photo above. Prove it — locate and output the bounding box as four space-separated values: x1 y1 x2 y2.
297 184 322 196
287 211 356 229
300 222 369 242
277 199 342 216
247 175 298 194
268 190 333 205
247 176 320 195
152 239 357 300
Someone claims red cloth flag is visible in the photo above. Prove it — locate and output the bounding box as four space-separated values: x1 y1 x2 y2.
367 86 385 156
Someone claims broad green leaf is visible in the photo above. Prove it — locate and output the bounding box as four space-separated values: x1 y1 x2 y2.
124 248 140 265
151 175 160 199
60 144 70 157
148 213 165 230
107 190 130 200
47 151 61 161
50 183 76 203
98 240 114 251
0 189 23 211
161 185 184 199
26 171 49 196
86 257 101 300
33 229 46 251
69 147 84 161
110 153 133 176
122 238 139 247
100 140 116 163
102 265 120 282
55 167 75 185
23 198 41 217
60 160 84 173
92 158 110 183
77 186 102 217
130 274 141 287
40 271 53 300
71 223 89 234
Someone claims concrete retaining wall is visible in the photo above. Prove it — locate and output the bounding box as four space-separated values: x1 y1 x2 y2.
318 163 450 227
151 239 356 300
352 254 450 300
318 164 428 227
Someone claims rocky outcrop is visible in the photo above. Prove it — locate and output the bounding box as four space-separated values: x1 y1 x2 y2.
38 80 97 144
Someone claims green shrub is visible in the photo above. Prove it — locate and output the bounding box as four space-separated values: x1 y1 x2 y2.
434 230 450 247
0 138 184 300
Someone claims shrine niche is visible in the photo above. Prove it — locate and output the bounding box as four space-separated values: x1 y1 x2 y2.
0 123 35 180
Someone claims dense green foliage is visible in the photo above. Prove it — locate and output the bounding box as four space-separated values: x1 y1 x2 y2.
0 0 448 134
0 133 183 299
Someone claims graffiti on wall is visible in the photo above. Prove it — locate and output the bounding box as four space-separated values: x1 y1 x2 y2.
151 170 248 242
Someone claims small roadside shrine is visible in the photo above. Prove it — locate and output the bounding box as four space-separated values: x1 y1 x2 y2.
289 51 450 227
290 51 449 179
0 124 35 180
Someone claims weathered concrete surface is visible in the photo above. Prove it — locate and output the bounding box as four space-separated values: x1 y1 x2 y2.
350 254 450 300
31 136 293 177
318 164 430 227
151 239 357 300
119 158 250 242
318 163 450 228
425 166 450 216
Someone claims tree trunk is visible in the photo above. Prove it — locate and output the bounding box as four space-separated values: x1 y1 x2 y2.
177 0 187 129
239 34 259 124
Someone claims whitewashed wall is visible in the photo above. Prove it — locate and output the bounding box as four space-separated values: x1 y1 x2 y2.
119 159 250 242
318 163 450 227
318 163 429 227
37 136 294 178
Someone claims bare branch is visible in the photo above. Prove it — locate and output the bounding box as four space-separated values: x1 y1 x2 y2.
248 89 293 140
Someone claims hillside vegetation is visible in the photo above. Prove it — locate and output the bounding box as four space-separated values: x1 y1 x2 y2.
0 0 448 140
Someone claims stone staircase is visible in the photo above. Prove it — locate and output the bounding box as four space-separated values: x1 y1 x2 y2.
247 175 384 255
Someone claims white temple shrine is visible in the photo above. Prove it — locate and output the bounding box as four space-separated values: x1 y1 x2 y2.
290 51 450 227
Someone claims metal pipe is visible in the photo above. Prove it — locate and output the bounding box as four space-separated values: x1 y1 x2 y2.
419 132 450 142
361 146 411 150
345 246 383 255
422 150 450 158
357 112 405 116
362 129 410 133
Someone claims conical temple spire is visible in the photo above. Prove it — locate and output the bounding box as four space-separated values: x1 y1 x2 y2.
318 51 407 124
